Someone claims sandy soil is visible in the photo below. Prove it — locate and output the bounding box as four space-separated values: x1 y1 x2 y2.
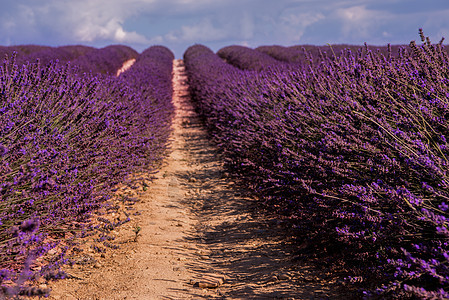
46 59 348 299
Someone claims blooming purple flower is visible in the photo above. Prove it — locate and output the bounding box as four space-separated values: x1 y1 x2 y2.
0 144 7 157
19 219 39 233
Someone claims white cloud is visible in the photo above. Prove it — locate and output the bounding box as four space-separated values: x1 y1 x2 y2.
73 17 149 44
165 18 229 43
276 7 325 43
437 28 449 41
172 0 217 6
159 10 257 45
1 0 449 57
1 18 16 32
18 4 36 24
241 13 254 39
55 0 151 44
0 0 155 45
148 35 164 44
280 11 325 28
334 5 389 39
338 5 367 21
421 9 449 43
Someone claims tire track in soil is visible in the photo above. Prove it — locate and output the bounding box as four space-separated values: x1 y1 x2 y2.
47 59 348 299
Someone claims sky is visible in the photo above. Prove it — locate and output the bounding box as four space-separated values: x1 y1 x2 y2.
1 0 448 58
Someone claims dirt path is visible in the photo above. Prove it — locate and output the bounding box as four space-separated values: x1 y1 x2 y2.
116 58 136 76
47 59 346 299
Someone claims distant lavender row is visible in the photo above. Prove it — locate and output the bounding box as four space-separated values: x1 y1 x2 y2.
220 44 370 70
254 45 307 65
217 45 285 71
0 45 95 66
257 43 449 68
256 44 370 65
18 45 98 67
184 34 449 298
285 44 404 64
217 44 379 71
72 45 139 76
0 45 53 59
0 45 139 76
0 45 174 296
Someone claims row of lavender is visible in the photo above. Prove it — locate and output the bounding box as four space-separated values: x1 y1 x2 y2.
255 44 407 66
184 35 449 298
0 44 139 75
219 39 448 72
0 45 174 296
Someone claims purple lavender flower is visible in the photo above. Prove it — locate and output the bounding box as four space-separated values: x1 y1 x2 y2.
0 144 7 157
19 219 39 233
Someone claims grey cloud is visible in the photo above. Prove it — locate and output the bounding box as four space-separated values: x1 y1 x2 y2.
0 0 448 57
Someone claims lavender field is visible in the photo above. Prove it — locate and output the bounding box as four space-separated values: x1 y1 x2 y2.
1 29 449 298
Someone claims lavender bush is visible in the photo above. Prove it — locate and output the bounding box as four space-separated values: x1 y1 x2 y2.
217 45 284 71
255 45 305 65
15 45 96 66
0 45 174 297
256 44 409 68
71 45 139 76
1 45 55 66
184 31 449 298
0 45 53 58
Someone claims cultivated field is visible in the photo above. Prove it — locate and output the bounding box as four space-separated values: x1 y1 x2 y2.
1 30 449 298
